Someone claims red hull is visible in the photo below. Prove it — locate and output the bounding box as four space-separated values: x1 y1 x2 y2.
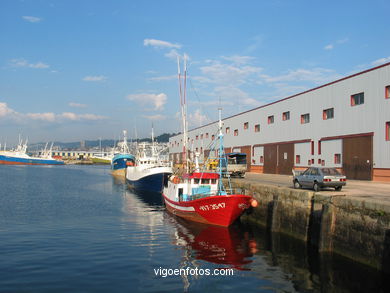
162 193 252 227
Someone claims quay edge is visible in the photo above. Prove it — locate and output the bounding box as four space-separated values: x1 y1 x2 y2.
226 178 390 273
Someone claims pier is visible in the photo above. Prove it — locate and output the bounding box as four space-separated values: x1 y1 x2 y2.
227 173 390 273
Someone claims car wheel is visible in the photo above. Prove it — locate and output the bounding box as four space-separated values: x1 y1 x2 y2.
335 186 342 191
313 182 320 192
293 180 301 189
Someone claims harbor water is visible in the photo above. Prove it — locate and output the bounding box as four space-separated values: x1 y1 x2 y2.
0 165 389 292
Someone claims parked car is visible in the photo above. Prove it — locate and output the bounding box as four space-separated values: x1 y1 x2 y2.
292 167 347 192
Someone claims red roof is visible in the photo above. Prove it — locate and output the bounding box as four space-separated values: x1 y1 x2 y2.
184 172 220 179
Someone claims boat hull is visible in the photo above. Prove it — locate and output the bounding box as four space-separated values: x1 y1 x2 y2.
0 155 64 165
162 193 252 227
127 171 171 193
111 154 135 176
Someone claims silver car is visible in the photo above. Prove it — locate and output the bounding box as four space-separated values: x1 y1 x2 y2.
292 167 347 192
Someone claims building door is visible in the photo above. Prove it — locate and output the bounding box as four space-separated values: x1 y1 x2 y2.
342 135 373 180
264 145 277 174
277 143 294 175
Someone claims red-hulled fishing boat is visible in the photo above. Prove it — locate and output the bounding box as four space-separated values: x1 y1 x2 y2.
162 57 257 227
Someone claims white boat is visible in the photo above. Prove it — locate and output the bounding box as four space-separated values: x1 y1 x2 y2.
126 129 172 193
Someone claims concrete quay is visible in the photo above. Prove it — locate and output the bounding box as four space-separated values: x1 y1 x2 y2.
227 173 390 273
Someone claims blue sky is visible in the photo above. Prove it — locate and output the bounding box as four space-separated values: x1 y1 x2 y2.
1 0 389 145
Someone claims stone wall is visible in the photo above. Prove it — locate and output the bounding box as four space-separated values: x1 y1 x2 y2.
228 179 390 272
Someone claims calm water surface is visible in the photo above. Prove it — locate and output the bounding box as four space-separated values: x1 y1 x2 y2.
0 165 388 292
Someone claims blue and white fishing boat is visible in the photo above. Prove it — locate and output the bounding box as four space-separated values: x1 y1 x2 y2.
0 138 64 165
111 130 135 177
126 129 172 193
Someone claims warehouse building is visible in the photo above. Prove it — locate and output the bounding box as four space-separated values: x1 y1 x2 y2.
169 62 390 181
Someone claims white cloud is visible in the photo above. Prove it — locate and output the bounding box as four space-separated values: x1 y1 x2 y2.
144 39 181 49
260 68 341 84
188 109 211 127
0 102 105 123
22 16 42 23
69 102 87 108
200 61 262 86
142 114 166 121
324 44 334 50
126 93 167 111
371 56 390 66
214 86 263 107
26 112 56 122
324 38 348 51
221 55 255 65
59 112 106 121
82 75 107 82
0 102 16 118
9 58 49 69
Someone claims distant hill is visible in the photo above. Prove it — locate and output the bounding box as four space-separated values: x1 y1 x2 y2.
29 133 179 150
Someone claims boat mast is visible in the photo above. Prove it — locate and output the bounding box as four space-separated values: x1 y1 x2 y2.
218 107 225 194
178 55 188 173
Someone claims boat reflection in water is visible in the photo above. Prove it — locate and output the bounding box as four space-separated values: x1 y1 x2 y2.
117 177 257 271
165 216 257 271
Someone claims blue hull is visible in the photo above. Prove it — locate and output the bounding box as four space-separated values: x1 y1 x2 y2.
112 154 135 171
0 155 64 165
126 173 169 193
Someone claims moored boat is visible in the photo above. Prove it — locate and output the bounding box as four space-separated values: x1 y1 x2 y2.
0 139 64 165
112 154 135 177
126 142 172 193
162 57 257 227
111 130 135 177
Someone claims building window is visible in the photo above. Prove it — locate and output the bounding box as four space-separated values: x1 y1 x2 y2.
260 156 264 163
268 115 274 124
323 108 334 120
386 122 390 141
351 92 364 106
318 159 322 164
234 129 239 136
211 135 215 140
254 124 260 132
296 155 300 164
226 127 230 134
301 113 310 124
282 111 290 121
244 122 249 130
308 159 311 166
321 160 325 166
311 141 314 155
318 141 321 155
311 158 314 164
334 154 341 164
386 86 390 99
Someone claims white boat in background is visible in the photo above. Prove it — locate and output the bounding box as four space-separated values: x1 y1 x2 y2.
0 137 64 165
126 128 172 193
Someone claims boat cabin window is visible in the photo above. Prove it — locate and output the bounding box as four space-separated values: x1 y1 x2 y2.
211 179 217 184
178 188 183 201
194 178 200 184
201 179 210 184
